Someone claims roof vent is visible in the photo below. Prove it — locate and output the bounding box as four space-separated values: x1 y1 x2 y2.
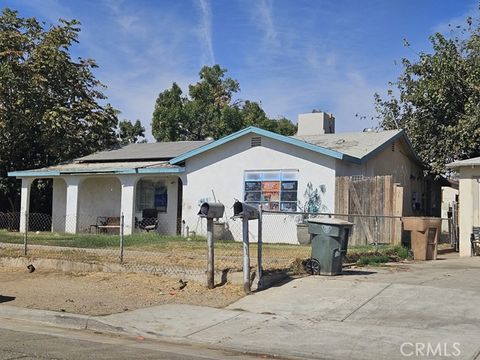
251 136 262 147
363 128 374 132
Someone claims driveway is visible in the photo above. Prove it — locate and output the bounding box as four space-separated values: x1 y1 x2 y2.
2 253 480 359
224 253 480 359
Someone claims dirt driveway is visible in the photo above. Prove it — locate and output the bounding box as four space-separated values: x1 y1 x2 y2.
0 266 244 316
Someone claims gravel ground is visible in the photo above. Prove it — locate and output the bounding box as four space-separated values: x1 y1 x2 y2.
0 266 245 316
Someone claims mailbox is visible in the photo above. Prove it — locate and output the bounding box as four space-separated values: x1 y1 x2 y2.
233 201 259 220
198 202 225 219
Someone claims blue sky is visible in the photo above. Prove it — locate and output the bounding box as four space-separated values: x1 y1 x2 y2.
2 0 477 140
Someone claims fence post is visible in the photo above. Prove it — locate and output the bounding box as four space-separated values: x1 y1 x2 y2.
23 211 28 256
374 215 379 251
119 213 124 263
242 217 251 294
206 218 215 289
257 205 263 288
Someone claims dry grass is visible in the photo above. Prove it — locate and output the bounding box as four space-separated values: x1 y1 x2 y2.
0 266 245 315
0 230 311 273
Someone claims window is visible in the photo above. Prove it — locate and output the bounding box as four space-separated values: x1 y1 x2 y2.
136 179 168 212
244 170 298 212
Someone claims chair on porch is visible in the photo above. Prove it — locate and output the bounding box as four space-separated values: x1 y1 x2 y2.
137 208 159 232
471 227 480 256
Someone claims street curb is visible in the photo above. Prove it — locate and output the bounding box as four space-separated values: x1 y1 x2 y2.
0 305 316 360
0 305 88 330
0 305 126 334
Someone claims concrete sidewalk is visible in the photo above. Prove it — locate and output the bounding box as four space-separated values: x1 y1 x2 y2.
2 255 480 359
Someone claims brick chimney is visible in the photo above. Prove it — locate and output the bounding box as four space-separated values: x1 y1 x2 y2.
296 112 335 136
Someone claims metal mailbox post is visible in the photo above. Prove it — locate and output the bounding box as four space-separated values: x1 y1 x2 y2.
198 202 225 288
233 201 259 294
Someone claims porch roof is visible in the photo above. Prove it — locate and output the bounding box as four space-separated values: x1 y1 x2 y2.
77 140 212 162
8 161 184 178
447 156 480 168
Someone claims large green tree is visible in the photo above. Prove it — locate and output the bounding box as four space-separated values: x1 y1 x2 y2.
151 65 297 141
118 119 145 145
0 9 120 210
375 16 480 178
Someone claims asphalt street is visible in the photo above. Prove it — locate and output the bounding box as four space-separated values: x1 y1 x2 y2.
0 318 270 360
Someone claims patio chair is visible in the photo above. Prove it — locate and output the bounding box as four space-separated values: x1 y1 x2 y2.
471 227 480 256
138 208 158 232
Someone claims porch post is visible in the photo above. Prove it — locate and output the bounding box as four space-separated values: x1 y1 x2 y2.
19 178 33 233
120 175 137 235
64 177 82 233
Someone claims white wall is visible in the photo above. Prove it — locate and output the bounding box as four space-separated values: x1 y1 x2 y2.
50 174 180 235
458 167 480 257
181 134 336 244
77 177 122 232
135 176 179 235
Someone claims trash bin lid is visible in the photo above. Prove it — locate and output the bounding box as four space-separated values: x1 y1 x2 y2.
307 217 353 226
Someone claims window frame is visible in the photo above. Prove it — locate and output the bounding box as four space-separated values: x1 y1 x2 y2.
244 170 299 212
135 179 168 213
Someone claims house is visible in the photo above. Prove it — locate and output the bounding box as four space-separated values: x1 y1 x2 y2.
447 157 480 256
9 112 436 244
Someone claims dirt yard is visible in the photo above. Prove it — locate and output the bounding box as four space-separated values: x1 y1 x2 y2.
0 266 245 316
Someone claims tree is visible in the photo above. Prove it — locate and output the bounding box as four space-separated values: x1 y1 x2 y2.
151 65 296 141
273 117 297 136
375 15 480 178
0 9 119 210
151 82 187 141
118 120 145 145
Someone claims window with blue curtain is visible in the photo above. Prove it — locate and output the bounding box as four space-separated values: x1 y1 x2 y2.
136 179 168 212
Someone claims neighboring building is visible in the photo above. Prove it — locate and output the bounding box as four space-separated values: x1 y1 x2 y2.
440 182 458 238
447 157 480 256
9 112 436 244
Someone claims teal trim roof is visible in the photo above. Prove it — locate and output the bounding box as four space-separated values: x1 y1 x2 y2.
170 126 361 165
169 126 419 165
8 161 185 178
9 126 421 178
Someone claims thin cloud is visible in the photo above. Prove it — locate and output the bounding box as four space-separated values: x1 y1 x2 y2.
431 1 477 34
103 0 147 34
255 0 277 44
196 0 215 65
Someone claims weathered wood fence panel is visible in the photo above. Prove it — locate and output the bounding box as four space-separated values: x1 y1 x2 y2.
335 176 403 246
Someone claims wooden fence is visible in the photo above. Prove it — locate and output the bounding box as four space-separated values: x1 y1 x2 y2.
335 176 403 246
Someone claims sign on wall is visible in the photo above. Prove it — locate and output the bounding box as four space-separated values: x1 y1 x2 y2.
244 170 298 211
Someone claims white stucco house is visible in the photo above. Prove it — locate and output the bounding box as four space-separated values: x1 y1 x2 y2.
9 112 429 243
447 157 480 256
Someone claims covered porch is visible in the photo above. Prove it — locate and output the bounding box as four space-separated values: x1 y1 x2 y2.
9 161 185 236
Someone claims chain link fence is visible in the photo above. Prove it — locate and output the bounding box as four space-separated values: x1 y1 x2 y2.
0 210 455 281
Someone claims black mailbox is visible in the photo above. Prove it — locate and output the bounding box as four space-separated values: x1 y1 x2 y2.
233 201 259 220
198 202 225 219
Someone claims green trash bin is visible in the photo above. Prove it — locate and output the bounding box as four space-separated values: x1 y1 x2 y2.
305 218 353 275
